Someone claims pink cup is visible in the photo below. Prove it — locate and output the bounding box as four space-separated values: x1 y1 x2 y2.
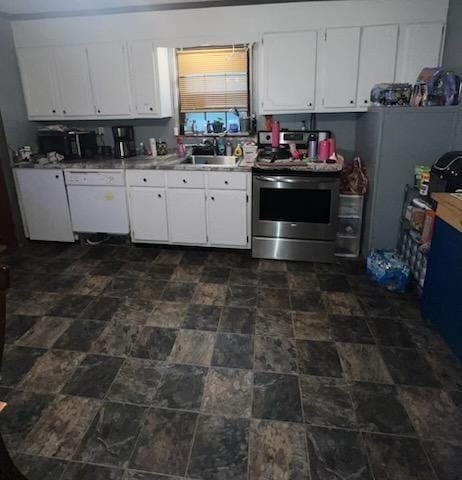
318 140 329 161
327 137 336 157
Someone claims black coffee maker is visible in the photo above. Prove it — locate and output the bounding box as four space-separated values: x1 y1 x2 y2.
112 126 136 158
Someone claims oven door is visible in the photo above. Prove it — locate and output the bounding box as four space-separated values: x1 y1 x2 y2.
252 175 339 240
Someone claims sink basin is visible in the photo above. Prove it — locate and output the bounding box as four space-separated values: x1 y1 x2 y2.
181 155 239 167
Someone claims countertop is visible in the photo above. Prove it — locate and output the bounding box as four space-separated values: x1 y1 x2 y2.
12 154 253 172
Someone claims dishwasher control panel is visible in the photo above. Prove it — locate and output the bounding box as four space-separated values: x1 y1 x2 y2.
64 170 125 186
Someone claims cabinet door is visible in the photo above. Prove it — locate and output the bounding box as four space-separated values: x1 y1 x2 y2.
129 187 168 242
87 42 132 116
166 189 207 244
128 40 160 116
399 23 444 84
54 46 95 117
322 27 361 108
15 169 74 242
357 25 399 107
261 31 317 113
207 190 247 247
16 47 61 118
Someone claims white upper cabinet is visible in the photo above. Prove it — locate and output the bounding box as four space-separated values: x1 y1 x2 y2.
356 25 399 107
87 42 132 116
54 45 95 117
397 22 445 84
16 47 61 118
321 27 361 109
261 31 317 113
128 41 172 118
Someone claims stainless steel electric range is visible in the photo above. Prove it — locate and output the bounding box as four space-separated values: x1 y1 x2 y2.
252 167 341 263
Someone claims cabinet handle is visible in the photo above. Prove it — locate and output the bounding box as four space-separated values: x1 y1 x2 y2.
211 196 215 201
308 102 312 107
55 175 59 179
350 100 354 105
143 178 147 182
157 194 162 198
97 109 101 113
52 109 56 113
364 100 368 104
224 180 229 185
63 110 67 114
182 179 187 183
149 107 153 111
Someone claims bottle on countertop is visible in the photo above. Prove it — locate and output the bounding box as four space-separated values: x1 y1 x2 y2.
149 138 157 157
300 120 307 131
139 142 147 155
307 133 318 160
234 143 243 158
226 141 233 156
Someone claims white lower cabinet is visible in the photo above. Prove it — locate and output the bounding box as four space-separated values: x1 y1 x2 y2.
14 169 74 242
128 187 168 242
207 190 248 246
167 189 207 244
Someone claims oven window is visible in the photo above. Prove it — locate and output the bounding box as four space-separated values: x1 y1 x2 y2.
260 188 331 223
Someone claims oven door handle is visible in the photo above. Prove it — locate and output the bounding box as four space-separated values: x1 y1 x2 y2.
255 176 337 185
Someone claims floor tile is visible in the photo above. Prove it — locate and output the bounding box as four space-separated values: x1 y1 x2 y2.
306 425 372 480
172 264 203 282
112 297 155 325
0 386 11 400
392 297 422 320
48 294 94 318
202 367 253 417
328 314 374 344
118 261 150 278
147 264 175 281
314 261 345 274
352 383 416 435
287 271 320 290
16 316 73 348
422 349 462 390
296 340 343 377
367 316 415 347
74 402 145 467
1 390 53 451
364 433 436 480
80 245 115 261
130 408 197 476
380 347 441 387
14 292 62 316
336 342 393 383
19 349 85 394
180 250 209 266
300 375 357 429
107 358 164 404
317 273 352 292
200 266 230 284
359 294 397 317
131 326 177 360
212 333 254 369
229 268 258 286
91 320 140 357
154 250 184 265
183 304 222 331
192 283 227 306
169 329 215 366
61 354 124 398
292 311 331 340
80 296 122 321
423 441 462 480
148 301 188 328
74 275 111 296
227 285 258 307
52 319 106 351
254 335 298 373
42 274 84 294
188 415 249 480
132 279 167 301
252 372 303 423
14 454 68 480
4 315 38 344
61 463 124 480
0 345 45 387
123 247 159 263
255 309 293 337
290 290 324 312
103 277 137 298
91 260 125 276
22 394 102 459
405 320 450 352
399 386 462 444
249 419 308 480
258 288 291 309
258 271 288 289
161 282 196 302
219 307 256 334
124 472 182 480
259 259 287 271
153 363 207 410
347 274 387 296
286 261 315 273
322 292 364 316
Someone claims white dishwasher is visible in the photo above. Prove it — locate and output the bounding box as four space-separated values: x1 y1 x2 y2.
65 169 129 234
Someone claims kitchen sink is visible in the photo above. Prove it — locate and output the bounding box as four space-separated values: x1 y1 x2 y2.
181 155 239 167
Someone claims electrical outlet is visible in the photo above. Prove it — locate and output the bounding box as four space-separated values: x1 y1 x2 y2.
97 127 105 136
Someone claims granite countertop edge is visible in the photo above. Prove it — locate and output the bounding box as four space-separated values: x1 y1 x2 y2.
12 154 253 172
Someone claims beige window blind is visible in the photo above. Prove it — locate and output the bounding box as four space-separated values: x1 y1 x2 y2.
177 47 248 113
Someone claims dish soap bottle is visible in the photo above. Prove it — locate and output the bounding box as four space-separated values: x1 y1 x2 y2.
234 143 243 158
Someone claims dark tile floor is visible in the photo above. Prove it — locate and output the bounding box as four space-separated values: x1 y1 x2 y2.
1 242 462 480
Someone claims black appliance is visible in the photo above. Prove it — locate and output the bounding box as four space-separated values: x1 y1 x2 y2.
430 151 462 193
112 126 136 159
38 130 97 159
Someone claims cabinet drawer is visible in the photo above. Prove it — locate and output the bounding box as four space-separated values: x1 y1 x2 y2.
126 170 165 187
207 172 247 190
166 171 205 189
